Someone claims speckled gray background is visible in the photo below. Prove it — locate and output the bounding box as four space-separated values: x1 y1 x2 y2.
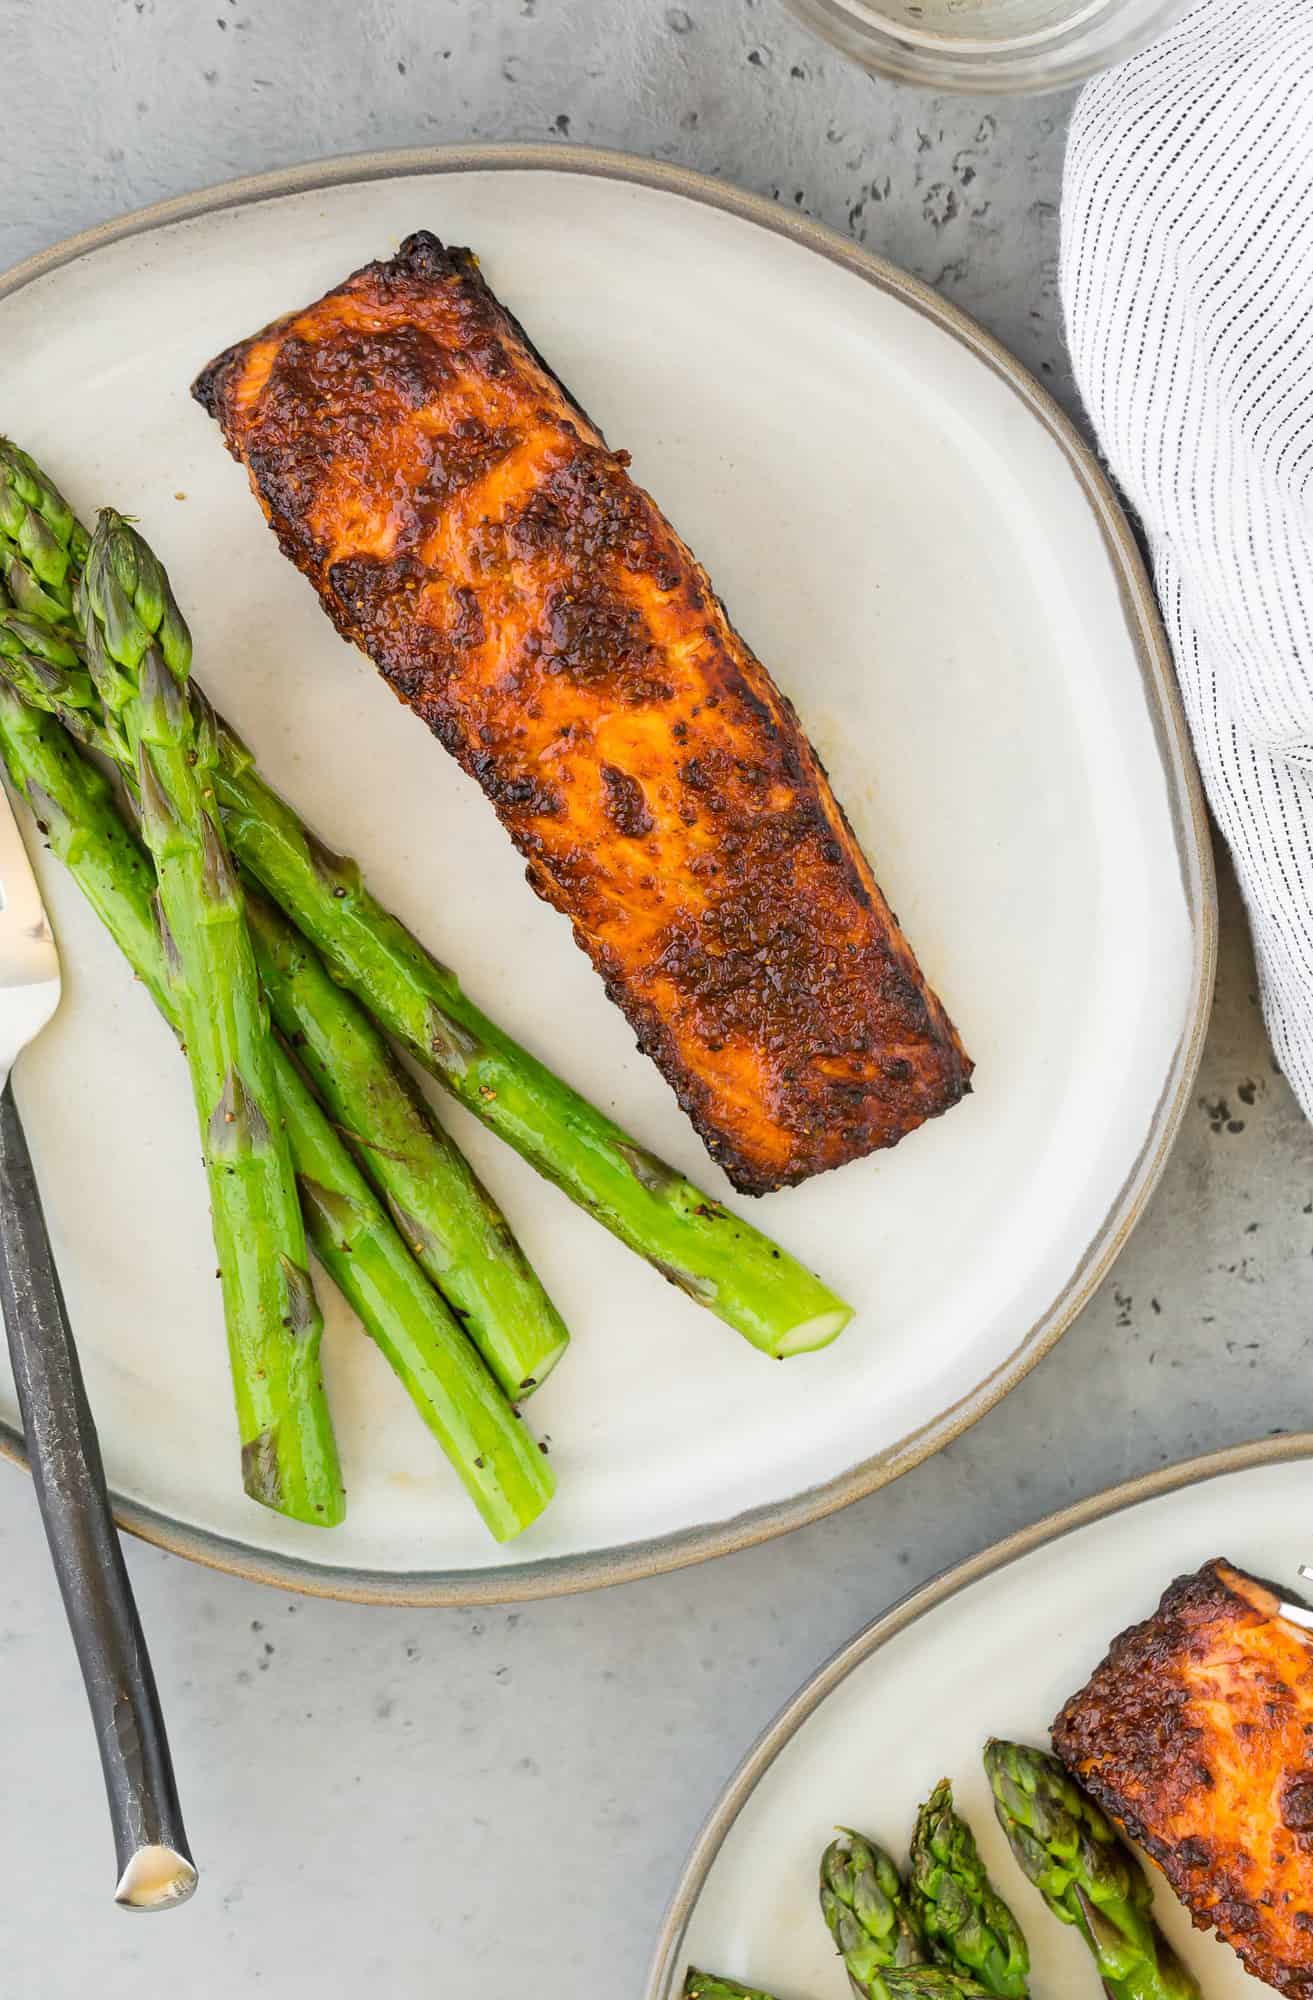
3 2 1308 1994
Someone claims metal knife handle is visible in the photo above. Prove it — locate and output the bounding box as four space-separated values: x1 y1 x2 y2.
0 1076 196 1909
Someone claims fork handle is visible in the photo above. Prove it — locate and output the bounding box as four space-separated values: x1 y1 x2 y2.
0 1075 196 1909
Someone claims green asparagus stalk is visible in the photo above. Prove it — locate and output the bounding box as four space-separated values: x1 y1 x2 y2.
0 607 122 756
269 1053 554 1540
880 1974 992 1998
683 1971 989 2000
821 1830 929 1996
0 440 853 1362
983 1742 1201 2000
242 886 567 1400
0 681 554 1539
0 437 87 610
909 1781 1029 1999
683 1974 784 2000
687 1965 990 2000
79 507 342 1526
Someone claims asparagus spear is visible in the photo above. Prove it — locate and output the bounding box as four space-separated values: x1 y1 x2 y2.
0 441 853 1363
242 886 567 1401
983 1742 1201 2000
683 1967 990 2000
685 1965 989 2000
821 1830 930 1995
695 1958 990 2000
0 437 87 610
74 507 345 1525
909 1781 1029 1999
272 1052 554 1540
0 681 554 1540
880 1975 992 1998
683 1974 783 2000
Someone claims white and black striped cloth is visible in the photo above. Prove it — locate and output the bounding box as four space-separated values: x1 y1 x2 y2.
1063 0 1313 1111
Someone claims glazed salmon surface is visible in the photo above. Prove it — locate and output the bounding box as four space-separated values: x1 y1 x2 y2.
194 231 971 1193
1054 1560 1313 1996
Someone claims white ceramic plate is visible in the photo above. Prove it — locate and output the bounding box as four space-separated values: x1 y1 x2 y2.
648 1437 1313 2000
0 148 1213 1600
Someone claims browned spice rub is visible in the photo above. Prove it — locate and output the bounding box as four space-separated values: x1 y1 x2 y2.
193 231 971 1193
1053 1558 1313 1996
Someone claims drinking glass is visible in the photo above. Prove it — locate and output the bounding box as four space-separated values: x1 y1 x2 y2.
782 0 1189 92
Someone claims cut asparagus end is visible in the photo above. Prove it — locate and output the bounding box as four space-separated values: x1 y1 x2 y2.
513 1325 570 1399
114 1843 199 1911
486 1466 556 1543
776 1303 854 1356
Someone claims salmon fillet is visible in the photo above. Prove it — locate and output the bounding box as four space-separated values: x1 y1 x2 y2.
1053 1558 1313 1996
193 231 971 1194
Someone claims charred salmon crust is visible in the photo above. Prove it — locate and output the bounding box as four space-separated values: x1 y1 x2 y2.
193 229 972 1194
1053 1558 1313 1997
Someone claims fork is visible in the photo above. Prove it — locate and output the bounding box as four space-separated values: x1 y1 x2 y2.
0 780 196 1908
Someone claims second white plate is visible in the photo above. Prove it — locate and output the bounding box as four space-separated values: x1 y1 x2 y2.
649 1438 1313 2000
0 147 1212 1597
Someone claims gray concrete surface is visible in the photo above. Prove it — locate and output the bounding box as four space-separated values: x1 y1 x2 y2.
3 2 1308 1994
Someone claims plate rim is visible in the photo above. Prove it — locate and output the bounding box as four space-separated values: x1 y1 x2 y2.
0 140 1217 1605
643 1427 1313 2000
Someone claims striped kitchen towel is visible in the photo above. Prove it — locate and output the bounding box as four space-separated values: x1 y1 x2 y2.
1062 0 1313 1114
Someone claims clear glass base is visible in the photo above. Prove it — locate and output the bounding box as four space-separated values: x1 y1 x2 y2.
783 0 1188 91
